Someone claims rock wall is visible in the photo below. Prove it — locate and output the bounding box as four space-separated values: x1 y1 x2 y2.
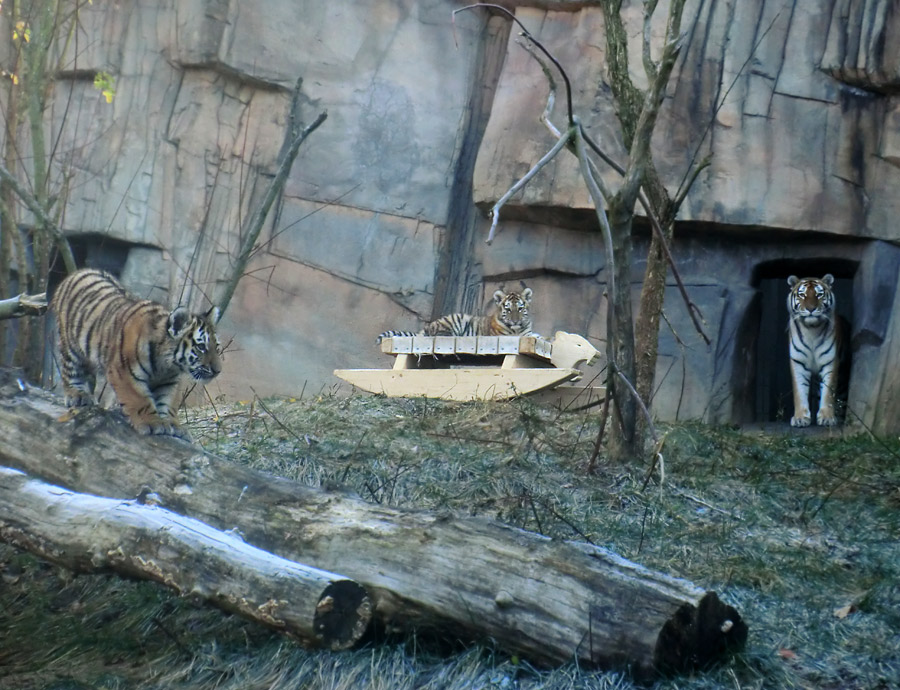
8 0 900 433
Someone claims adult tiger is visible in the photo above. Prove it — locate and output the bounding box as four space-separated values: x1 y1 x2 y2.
378 287 534 342
787 274 844 427
51 268 223 440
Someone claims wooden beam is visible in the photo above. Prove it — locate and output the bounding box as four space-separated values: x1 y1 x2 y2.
334 367 581 401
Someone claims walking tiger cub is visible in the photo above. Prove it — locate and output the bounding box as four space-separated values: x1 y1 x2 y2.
378 287 534 343
787 274 844 427
51 268 223 440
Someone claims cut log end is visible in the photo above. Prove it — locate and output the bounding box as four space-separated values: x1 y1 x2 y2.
314 580 373 650
653 591 748 676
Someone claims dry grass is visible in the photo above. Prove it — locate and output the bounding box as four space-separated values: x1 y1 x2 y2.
1 391 898 689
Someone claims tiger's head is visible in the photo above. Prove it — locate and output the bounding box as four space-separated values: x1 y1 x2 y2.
492 287 534 334
787 274 835 327
167 306 223 381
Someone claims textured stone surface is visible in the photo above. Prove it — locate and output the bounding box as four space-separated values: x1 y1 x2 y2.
270 198 439 315
474 1 900 240
8 0 900 431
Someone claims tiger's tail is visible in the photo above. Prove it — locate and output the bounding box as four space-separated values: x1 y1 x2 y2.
376 329 419 344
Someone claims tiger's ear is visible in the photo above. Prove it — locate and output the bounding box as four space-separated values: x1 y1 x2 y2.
167 307 191 338
787 275 800 287
521 287 533 303
492 289 505 304
205 306 221 324
822 274 835 286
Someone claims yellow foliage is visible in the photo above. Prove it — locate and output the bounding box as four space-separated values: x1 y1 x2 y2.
93 71 116 104
13 20 30 43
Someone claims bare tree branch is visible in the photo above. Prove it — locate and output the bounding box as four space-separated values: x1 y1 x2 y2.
642 0 660 84
673 153 712 210
455 3 575 125
486 128 572 244
616 368 658 444
520 42 710 346
0 162 76 273
458 0 702 459
619 12 685 208
0 292 47 320
573 122 616 309
215 78 327 319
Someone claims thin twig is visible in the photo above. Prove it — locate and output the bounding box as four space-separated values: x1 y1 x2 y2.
531 495 596 545
615 369 659 444
247 183 361 262
587 384 612 473
520 42 710 346
573 122 615 312
0 161 76 272
248 389 307 446
640 432 667 491
525 491 545 535
673 153 712 209
216 77 327 318
642 0 660 84
486 128 572 244
454 4 575 125
674 11 782 203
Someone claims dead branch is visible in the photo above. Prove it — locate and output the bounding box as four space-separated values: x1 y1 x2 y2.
573 121 616 310
617 12 685 213
519 33 710 346
0 292 47 320
215 77 327 318
0 161 76 273
486 128 572 244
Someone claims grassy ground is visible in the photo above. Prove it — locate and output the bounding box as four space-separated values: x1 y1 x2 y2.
1 392 898 689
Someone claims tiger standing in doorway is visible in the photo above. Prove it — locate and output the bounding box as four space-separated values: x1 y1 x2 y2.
786 274 845 427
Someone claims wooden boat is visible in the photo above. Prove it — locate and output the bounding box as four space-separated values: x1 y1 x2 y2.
334 331 604 403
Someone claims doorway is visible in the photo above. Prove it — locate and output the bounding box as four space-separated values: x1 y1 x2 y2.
752 260 856 423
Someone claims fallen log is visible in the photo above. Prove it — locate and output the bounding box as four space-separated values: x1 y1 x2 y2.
0 370 746 679
0 465 371 650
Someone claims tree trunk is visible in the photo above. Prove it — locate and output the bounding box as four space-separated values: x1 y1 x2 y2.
633 168 676 436
0 369 746 679
606 197 639 462
0 465 371 650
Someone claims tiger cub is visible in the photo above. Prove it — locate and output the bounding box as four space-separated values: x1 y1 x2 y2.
51 268 223 440
787 274 844 427
378 287 534 343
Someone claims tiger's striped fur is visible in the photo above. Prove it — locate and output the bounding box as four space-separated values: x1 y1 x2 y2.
787 274 843 427
378 287 534 343
51 268 223 440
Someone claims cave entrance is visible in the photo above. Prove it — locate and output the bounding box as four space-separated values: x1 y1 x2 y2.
751 259 856 424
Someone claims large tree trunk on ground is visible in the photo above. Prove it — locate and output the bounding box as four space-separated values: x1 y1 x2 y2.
0 465 371 650
0 369 746 679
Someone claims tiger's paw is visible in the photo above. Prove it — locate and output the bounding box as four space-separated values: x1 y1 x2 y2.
133 418 192 442
790 414 812 428
817 410 838 427
65 392 95 408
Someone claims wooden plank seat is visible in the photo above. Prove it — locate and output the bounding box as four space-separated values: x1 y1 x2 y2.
334 332 605 402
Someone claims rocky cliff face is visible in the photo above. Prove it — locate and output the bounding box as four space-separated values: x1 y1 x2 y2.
475 1 900 239
11 0 900 433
